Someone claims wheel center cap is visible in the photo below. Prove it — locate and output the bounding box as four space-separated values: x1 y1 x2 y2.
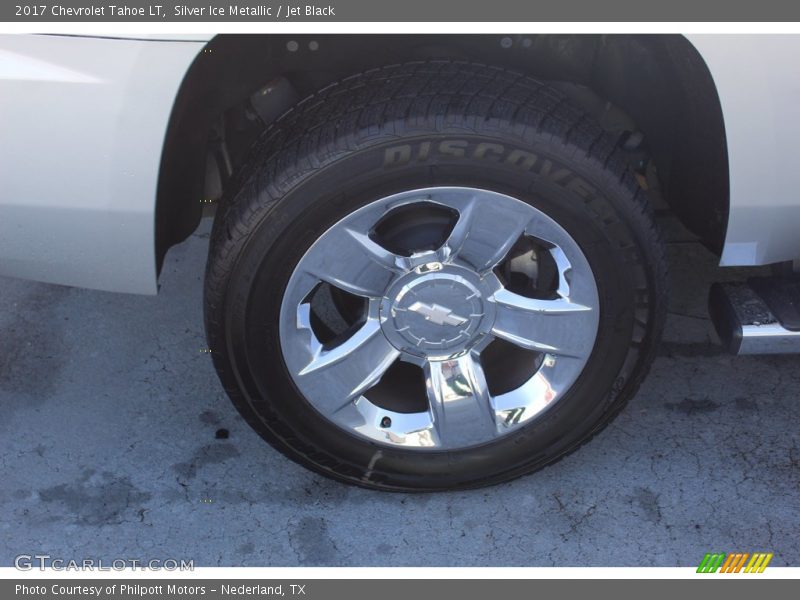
379 264 496 358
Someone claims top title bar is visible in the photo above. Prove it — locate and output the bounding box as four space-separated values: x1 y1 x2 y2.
4 0 800 22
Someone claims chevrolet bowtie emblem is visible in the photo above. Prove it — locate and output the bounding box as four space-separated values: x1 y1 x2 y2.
407 301 469 327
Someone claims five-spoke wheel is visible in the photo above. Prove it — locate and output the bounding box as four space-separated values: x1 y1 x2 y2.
204 62 666 490
280 188 599 450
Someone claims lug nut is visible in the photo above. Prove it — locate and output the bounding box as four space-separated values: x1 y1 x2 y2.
380 416 392 428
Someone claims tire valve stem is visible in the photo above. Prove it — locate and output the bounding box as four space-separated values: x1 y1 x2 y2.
380 416 392 429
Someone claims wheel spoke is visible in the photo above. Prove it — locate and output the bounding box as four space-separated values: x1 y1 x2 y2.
424 354 497 448
492 357 567 429
296 319 400 413
301 225 403 298
491 288 596 358
437 192 532 273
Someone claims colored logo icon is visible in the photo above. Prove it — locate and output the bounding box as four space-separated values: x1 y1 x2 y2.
697 553 773 573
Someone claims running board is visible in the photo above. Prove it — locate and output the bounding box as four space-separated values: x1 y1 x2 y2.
709 278 800 355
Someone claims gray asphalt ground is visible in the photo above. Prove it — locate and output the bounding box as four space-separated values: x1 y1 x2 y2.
1 214 798 568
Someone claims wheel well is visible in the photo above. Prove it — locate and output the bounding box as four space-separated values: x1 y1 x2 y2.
155 34 728 273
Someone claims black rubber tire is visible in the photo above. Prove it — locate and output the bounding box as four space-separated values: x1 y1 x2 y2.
204 61 668 491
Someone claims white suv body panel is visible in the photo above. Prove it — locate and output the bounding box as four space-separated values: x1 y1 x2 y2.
687 34 800 267
1 33 799 294
0 35 204 293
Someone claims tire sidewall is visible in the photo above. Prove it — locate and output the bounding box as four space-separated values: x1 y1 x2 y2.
219 133 645 490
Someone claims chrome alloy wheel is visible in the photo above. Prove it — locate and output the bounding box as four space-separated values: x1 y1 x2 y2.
279 187 599 450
